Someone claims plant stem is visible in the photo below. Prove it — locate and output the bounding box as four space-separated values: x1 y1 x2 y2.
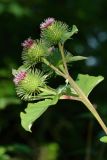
42 58 66 78
60 95 80 101
58 43 107 135
67 75 107 134
58 43 69 74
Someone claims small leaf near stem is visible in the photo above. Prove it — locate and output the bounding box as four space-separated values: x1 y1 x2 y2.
58 43 107 135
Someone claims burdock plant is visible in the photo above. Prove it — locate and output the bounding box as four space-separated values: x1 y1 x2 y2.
13 18 107 142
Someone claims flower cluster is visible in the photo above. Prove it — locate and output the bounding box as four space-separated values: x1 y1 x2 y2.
13 18 77 101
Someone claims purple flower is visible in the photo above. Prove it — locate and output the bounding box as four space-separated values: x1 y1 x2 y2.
21 38 34 48
40 18 55 30
13 71 27 85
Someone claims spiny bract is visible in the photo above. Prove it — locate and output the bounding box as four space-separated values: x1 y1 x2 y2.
14 69 47 100
22 40 49 68
41 20 71 45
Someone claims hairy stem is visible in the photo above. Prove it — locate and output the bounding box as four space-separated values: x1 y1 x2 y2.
58 43 107 134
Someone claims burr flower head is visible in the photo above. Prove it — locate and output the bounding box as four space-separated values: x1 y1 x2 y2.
22 40 49 67
40 17 55 30
13 71 27 85
14 69 47 101
21 38 34 48
41 20 70 45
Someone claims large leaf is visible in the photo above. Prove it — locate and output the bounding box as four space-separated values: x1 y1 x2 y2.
20 96 58 132
76 74 104 97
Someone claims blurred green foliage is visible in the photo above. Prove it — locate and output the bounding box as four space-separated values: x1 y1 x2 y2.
0 0 107 159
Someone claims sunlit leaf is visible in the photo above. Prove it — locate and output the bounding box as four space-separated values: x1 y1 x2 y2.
20 96 58 132
70 25 78 36
62 25 78 42
100 136 107 143
76 74 104 97
66 55 87 63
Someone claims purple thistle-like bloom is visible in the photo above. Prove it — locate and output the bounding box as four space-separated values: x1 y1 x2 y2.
21 38 34 48
13 71 27 85
40 18 55 30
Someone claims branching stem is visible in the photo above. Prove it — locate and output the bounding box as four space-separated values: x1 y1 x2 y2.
58 42 107 135
42 43 107 134
42 58 66 78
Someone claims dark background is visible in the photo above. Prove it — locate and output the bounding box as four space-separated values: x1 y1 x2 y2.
0 0 107 160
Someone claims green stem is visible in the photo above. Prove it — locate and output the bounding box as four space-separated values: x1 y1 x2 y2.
58 43 69 74
59 43 107 135
60 95 80 101
42 58 66 78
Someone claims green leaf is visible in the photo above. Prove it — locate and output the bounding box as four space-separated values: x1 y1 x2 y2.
12 69 17 76
20 96 58 132
100 136 107 143
69 25 78 37
57 84 77 96
42 48 62 74
58 53 87 72
43 48 86 75
76 74 104 97
66 55 87 63
63 25 78 42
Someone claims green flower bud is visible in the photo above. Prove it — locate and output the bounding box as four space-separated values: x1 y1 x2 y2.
41 21 70 45
22 40 49 68
15 69 47 100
